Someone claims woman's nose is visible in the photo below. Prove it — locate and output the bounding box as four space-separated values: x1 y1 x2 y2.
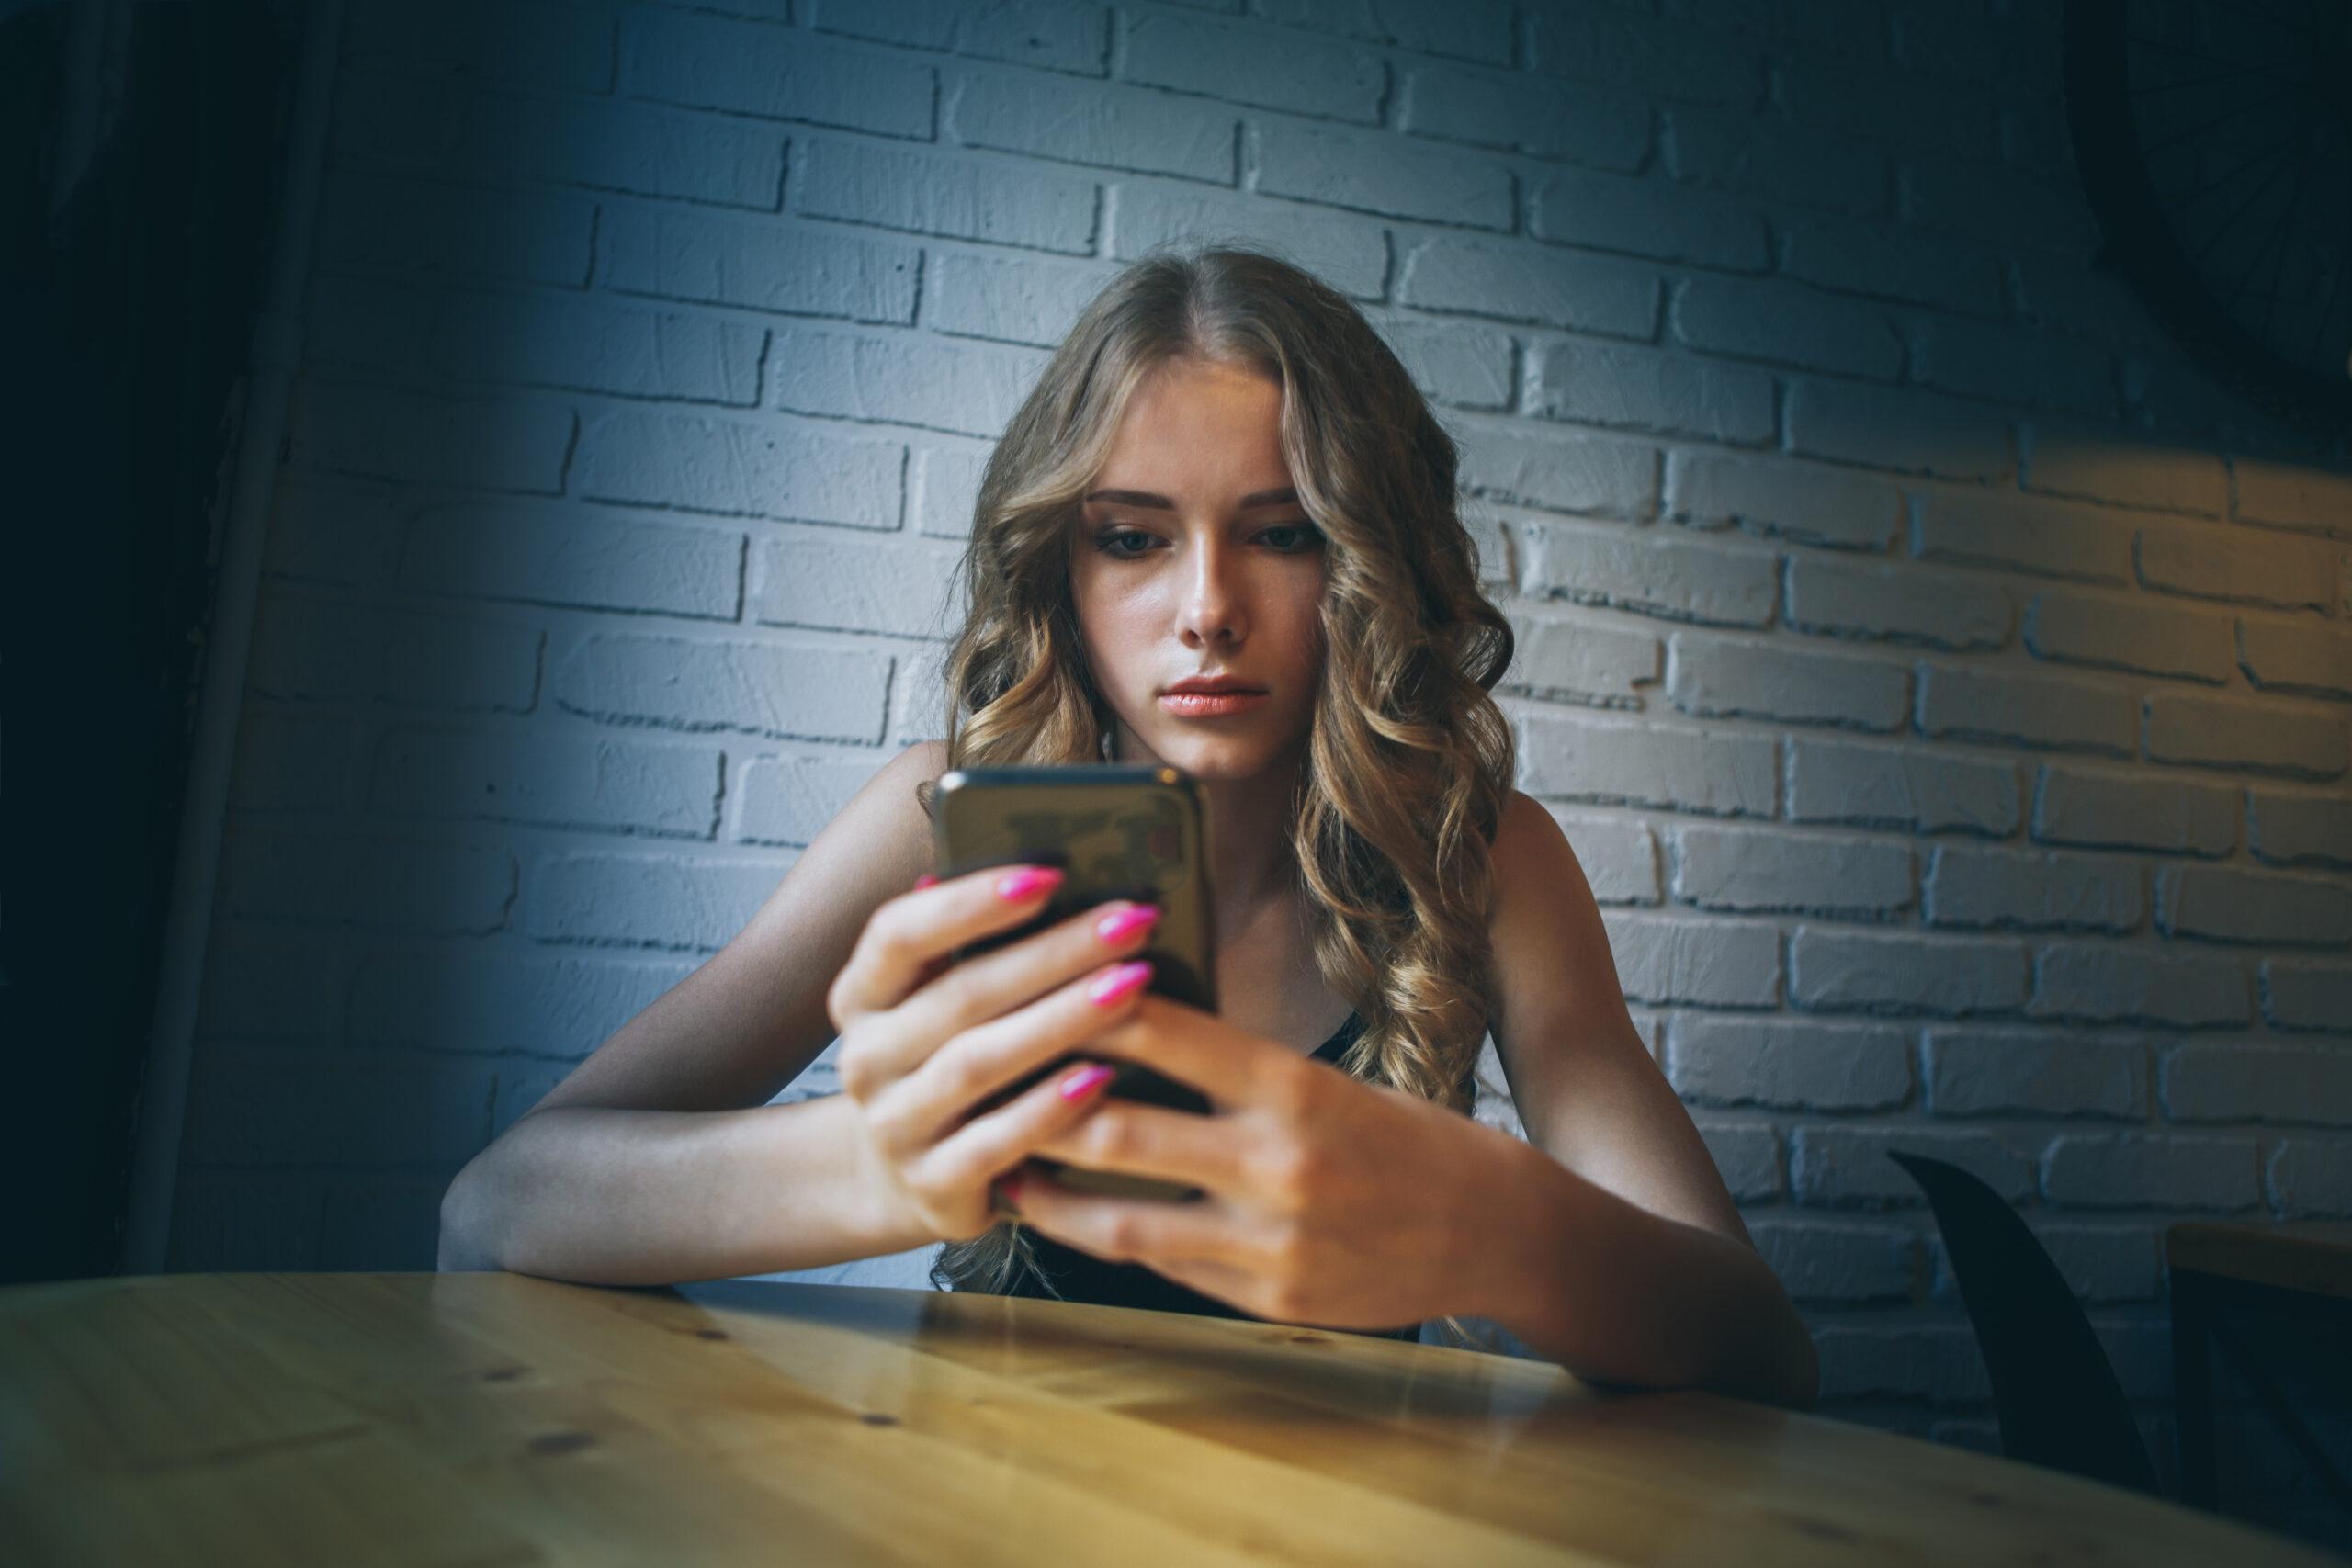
1179 540 1245 646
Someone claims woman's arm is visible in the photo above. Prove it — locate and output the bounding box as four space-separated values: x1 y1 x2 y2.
436 740 944 1280
1467 791 1820 1410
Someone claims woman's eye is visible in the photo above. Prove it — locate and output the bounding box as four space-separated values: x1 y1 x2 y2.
1091 524 1322 558
1260 524 1322 552
1094 528 1155 558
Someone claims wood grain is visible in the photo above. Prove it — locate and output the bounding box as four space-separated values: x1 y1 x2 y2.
0 1272 2336 1566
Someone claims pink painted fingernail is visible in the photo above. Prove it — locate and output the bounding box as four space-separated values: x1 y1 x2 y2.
1094 903 1160 945
994 866 1064 903
1057 1063 1115 1100
1086 960 1153 1007
914 873 939 889
997 1174 1025 1213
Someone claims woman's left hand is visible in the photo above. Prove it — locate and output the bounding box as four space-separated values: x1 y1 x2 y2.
1009 994 1527 1332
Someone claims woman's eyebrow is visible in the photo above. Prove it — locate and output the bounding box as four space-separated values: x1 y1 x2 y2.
1082 486 1300 509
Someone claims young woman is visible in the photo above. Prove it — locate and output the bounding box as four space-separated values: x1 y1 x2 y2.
438 246 1819 1410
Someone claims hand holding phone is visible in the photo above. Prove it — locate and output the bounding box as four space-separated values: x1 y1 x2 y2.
824 863 1163 1246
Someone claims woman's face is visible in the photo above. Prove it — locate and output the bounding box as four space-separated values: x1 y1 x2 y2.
1069 355 1327 779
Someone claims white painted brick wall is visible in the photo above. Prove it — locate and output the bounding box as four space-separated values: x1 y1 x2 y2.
175 0 2352 1481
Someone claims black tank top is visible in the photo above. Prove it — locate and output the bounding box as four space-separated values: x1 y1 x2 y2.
989 1011 1472 1343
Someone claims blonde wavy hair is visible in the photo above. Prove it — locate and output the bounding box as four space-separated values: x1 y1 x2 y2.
918 243 1518 1350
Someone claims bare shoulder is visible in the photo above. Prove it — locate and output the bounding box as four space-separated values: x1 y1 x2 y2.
1483 789 1611 1037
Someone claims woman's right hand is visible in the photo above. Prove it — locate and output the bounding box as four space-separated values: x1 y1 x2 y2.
825 865 1162 1245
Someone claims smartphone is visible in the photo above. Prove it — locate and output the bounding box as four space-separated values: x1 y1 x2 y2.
931 762 1217 1203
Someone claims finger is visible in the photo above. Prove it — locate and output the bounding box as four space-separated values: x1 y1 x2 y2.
1145 1253 1264 1314
908 1056 1120 1209
1063 995 1297 1112
889 892 1163 1058
830 863 1069 1026
1005 1172 1241 1269
1025 1099 1257 1200
879 955 1156 1145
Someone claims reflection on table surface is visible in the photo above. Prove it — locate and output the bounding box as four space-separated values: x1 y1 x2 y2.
2 1270 2341 1566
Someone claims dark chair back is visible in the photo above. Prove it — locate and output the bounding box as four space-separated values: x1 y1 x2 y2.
1887 1150 2161 1495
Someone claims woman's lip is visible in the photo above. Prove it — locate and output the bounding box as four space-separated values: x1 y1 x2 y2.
1159 691 1269 716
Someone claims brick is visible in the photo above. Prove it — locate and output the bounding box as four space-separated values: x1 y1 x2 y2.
749 535 965 637
1364 310 1515 411
401 499 747 617
1923 1029 2147 1119
572 410 903 528
2041 1133 2260 1211
1462 433 1660 519
316 171 593 288
1666 109 1889 218
771 323 1051 440
1672 825 1912 918
1666 1015 1911 1110
2240 619 2352 701
1109 180 1388 299
1779 59 1991 160
2233 457 2352 535
1776 213 2004 316
947 69 1232 182
2250 789 2352 870
1526 6 1762 108
431 288 765 406
2007 249 2168 357
2020 423 2228 517
1692 1119 1784 1201
2163 1046 2352 1125
551 633 888 741
625 12 933 138
2145 693 2347 778
1520 525 1774 625
2263 959 2352 1032
2267 1141 2352 1217
348 951 695 1055
317 1178 452 1270
811 0 1108 75
1268 0 1515 61
2137 524 2335 612
197 937 347 1043
1501 610 1658 707
183 1046 497 1168
1671 276 1901 379
1398 238 1658 339
1666 454 1899 551
602 206 920 321
287 381 572 495
2155 865 2352 948
1792 1126 2032 1207
887 643 953 748
345 0 613 92
1266 123 1516 230
264 478 405 589
1907 491 2133 585
1530 168 1767 271
231 710 354 814
1784 380 2014 482
1528 340 1773 446
1925 845 2143 933
1785 558 2011 651
1668 632 1910 731
1814 1325 1989 1404
1791 926 2028 1016
1544 808 1661 905
249 595 543 714
794 139 1097 254
2028 944 2249 1028
166 1174 322 1271
1751 1219 1917 1303
457 90 786 210
2022 591 2233 683
1399 65 1648 168
1788 737 2018 837
2030 762 2237 855
1901 158 2098 257
911 444 989 539
1132 10 1384 121
368 728 723 839
2016 1224 2163 1303
1517 710 1776 817
734 750 891 846
218 829 516 935
1600 913 1781 1007
527 851 792 950
1910 318 2116 421
1917 667 2137 756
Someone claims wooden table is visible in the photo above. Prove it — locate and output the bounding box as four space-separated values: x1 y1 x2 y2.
3 1272 2340 1566
2168 1221 2352 1517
